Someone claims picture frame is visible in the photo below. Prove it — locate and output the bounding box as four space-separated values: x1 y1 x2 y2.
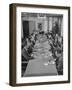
9 3 70 86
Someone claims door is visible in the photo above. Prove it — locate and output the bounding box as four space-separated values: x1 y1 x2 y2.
22 21 29 39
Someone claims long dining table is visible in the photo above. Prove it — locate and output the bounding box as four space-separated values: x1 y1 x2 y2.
24 57 58 77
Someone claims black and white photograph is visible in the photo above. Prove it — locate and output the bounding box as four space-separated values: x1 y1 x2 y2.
9 3 70 86
21 12 63 77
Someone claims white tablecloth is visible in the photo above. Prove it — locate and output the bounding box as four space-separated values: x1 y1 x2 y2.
24 58 58 77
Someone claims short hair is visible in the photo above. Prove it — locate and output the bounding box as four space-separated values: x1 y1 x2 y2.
39 31 44 35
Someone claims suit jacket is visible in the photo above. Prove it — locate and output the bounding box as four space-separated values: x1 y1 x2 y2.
22 47 33 61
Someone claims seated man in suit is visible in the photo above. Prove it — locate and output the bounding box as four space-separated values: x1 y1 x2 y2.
55 37 63 75
56 53 63 75
22 38 34 61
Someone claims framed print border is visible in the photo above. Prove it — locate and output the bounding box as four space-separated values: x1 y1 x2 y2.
9 3 70 86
